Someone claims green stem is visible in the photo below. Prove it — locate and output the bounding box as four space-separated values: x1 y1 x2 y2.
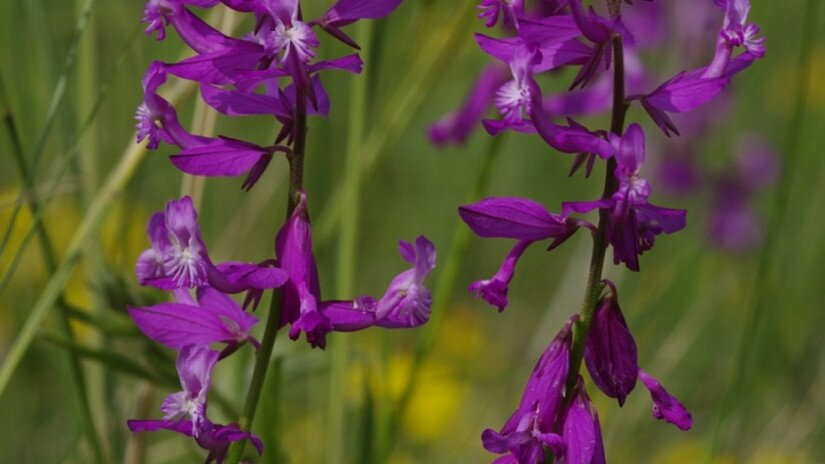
380 135 506 460
565 33 628 393
326 19 374 464
225 85 309 464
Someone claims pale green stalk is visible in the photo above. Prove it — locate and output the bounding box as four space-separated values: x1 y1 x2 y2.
326 19 374 464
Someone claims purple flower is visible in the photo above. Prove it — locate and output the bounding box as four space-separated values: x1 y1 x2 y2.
136 196 288 294
275 191 437 347
129 419 263 464
638 369 693 431
467 240 530 312
563 124 687 271
705 0 765 78
460 197 585 311
635 72 730 136
584 280 638 406
429 64 510 146
129 344 217 436
128 287 260 351
136 61 209 150
373 235 437 328
482 316 575 463
128 345 263 463
706 134 779 252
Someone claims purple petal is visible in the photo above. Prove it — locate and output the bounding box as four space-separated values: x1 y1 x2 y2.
468 240 532 312
170 137 270 177
638 369 693 431
320 0 403 27
634 203 688 235
200 85 291 118
166 44 264 85
429 64 508 146
275 191 321 328
530 103 614 158
459 197 570 241
645 73 730 113
584 281 638 406
482 118 537 136
374 236 436 329
128 419 194 436
212 261 289 292
177 344 219 400
562 381 599 464
128 303 232 349
308 54 364 74
561 199 613 219
321 300 377 332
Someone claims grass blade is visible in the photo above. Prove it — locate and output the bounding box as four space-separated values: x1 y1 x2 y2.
0 0 97 259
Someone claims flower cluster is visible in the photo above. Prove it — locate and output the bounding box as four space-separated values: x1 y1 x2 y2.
435 0 764 462
136 0 404 190
128 1 436 462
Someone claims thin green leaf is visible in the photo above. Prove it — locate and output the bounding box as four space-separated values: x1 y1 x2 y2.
41 335 176 388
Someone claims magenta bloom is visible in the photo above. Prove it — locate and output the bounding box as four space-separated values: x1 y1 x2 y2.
583 281 693 431
136 196 288 295
429 64 510 146
584 280 638 406
128 344 263 463
478 0 525 29
128 287 260 351
275 191 437 348
459 197 586 311
563 125 686 271
561 377 606 464
638 369 693 431
481 317 574 463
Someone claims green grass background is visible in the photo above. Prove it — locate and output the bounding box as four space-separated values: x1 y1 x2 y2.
1 0 824 462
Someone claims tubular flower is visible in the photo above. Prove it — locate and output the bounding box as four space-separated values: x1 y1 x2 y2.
482 316 575 463
128 345 264 463
460 197 587 311
275 191 437 348
136 196 288 295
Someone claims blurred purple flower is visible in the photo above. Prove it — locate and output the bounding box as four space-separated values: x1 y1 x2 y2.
429 64 510 146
